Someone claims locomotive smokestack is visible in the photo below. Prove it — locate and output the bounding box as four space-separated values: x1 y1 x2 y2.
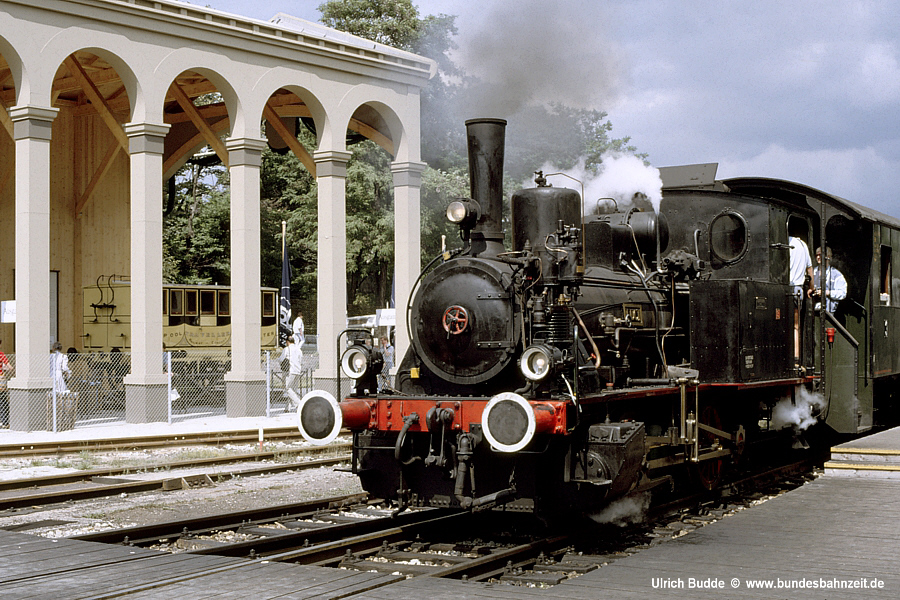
466 118 507 256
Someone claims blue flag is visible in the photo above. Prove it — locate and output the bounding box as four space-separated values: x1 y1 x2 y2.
279 225 292 347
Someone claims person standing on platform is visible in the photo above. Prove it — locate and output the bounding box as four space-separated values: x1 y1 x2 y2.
51 342 70 394
292 311 305 346
0 340 10 428
279 335 303 410
378 336 394 392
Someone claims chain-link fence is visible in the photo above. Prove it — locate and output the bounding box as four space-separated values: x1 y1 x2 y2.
0 351 15 429
0 340 320 431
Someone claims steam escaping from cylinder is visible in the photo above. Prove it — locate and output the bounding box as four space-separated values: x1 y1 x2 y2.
772 388 827 432
528 154 663 214
588 492 650 527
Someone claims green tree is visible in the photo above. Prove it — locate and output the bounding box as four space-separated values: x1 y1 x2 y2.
344 141 396 314
260 140 318 328
419 165 469 260
318 0 422 47
504 104 644 183
163 160 231 284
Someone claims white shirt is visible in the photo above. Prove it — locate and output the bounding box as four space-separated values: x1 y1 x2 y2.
812 264 847 312
789 237 812 293
292 316 305 345
51 351 70 393
279 343 304 375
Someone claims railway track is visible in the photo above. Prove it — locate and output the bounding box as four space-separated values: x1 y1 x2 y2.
0 427 312 457
77 495 576 582
47 454 822 591
0 446 352 510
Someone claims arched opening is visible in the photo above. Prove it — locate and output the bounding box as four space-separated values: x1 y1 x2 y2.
344 103 401 318
0 46 18 356
259 89 321 332
50 51 134 353
161 69 236 287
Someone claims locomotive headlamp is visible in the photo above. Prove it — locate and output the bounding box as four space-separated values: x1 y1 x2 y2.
520 344 562 381
340 341 384 396
341 345 371 379
446 199 480 228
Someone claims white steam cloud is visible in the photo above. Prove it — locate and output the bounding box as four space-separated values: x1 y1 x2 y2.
528 153 664 214
588 492 650 527
772 388 827 432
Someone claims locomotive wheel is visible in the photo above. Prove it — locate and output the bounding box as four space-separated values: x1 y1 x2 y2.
691 405 727 491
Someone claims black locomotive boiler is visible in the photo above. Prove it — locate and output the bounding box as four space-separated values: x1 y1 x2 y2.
297 118 900 516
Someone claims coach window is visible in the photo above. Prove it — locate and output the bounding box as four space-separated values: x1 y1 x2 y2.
262 292 276 318
881 245 892 305
218 291 230 317
200 290 216 316
709 211 748 263
170 290 183 316
185 290 198 316
162 290 168 315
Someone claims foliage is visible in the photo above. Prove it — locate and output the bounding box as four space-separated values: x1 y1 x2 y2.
318 0 422 47
163 162 231 285
504 103 644 183
344 141 395 314
420 166 469 260
260 140 317 325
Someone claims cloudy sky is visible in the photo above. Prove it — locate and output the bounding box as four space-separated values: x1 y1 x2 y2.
200 0 900 218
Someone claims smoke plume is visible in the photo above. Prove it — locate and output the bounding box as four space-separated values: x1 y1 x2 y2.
772 388 827 432
528 153 663 213
454 0 626 117
588 492 650 526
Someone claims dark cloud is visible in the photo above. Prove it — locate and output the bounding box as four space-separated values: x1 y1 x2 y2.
453 0 627 117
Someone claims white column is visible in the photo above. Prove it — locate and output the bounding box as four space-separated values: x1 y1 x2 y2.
224 136 267 416
313 150 352 392
391 161 426 361
8 105 58 431
124 122 170 423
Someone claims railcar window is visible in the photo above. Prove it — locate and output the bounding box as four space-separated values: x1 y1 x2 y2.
882 245 892 305
170 290 183 316
218 290 230 316
185 290 198 316
710 212 748 263
200 290 216 315
162 290 167 315
262 292 276 317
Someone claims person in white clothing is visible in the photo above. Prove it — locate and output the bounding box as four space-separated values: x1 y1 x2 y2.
378 336 394 392
292 312 305 346
51 341 70 394
789 236 813 294
789 233 813 363
279 335 304 410
810 246 847 313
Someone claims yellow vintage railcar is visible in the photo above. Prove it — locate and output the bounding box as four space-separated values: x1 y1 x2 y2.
83 276 279 353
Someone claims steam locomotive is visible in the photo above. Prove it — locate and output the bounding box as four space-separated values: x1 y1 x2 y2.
297 118 900 516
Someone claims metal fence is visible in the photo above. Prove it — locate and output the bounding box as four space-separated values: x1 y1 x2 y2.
0 345 320 432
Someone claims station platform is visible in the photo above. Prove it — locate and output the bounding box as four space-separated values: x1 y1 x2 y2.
367 474 898 599
0 472 896 598
0 529 402 599
826 426 900 478
0 412 301 447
